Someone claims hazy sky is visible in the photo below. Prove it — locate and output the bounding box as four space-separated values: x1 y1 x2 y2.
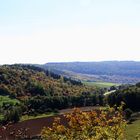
0 0 140 64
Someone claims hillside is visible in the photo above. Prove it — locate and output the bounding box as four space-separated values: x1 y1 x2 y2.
44 61 140 84
0 65 94 99
0 65 104 124
107 83 140 111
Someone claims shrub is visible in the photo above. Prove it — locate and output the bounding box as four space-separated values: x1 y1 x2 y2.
41 105 126 140
4 106 21 123
124 108 133 120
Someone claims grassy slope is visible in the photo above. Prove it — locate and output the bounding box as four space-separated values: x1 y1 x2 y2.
0 96 20 120
126 117 140 140
83 81 119 88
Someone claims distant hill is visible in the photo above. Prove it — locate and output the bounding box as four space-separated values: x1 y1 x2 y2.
44 61 140 84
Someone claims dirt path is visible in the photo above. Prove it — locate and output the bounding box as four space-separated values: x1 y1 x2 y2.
0 106 100 140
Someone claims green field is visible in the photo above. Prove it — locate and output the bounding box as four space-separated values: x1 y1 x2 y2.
83 81 119 88
126 117 140 140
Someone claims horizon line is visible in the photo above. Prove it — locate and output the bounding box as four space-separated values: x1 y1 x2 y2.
1 60 140 65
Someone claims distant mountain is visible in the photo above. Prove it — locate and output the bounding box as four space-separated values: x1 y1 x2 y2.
44 61 140 84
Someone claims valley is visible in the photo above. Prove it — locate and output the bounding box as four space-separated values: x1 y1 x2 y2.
0 64 140 139
43 61 140 84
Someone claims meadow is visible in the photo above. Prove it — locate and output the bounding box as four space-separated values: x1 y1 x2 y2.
126 116 140 140
83 81 119 88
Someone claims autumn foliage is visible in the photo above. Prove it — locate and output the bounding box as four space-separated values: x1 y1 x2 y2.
41 105 126 140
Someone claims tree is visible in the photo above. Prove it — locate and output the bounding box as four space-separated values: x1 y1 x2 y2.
136 82 140 88
124 108 133 120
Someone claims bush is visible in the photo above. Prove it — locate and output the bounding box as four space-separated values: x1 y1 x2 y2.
41 105 126 140
124 108 133 120
4 106 21 123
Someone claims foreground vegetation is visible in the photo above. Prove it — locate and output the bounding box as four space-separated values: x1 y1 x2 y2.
41 105 126 140
41 106 140 140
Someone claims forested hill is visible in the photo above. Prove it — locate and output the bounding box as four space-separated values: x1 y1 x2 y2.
0 65 105 124
107 82 140 111
44 61 140 83
45 61 140 77
0 65 97 99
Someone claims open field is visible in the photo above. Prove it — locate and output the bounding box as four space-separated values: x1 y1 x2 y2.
126 116 140 140
83 81 119 88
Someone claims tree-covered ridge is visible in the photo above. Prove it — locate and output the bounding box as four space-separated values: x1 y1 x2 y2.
44 61 140 84
0 65 96 99
107 83 140 111
45 61 140 78
0 65 104 124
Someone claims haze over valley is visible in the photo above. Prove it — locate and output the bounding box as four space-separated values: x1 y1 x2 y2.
43 61 140 84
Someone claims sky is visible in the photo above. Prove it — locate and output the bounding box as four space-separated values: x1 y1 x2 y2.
0 0 140 64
